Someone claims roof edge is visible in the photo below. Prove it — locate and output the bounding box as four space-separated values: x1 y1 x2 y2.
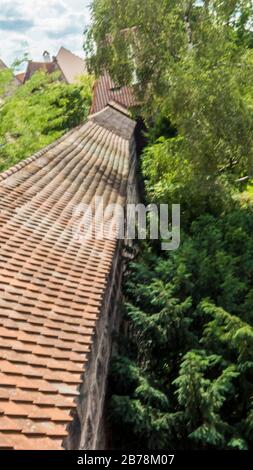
108 100 132 117
0 103 135 185
89 100 134 122
0 126 80 183
56 46 84 61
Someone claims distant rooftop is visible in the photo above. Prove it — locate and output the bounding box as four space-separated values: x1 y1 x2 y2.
20 47 87 85
90 71 138 114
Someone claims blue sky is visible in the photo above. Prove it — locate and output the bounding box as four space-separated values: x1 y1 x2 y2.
0 0 91 67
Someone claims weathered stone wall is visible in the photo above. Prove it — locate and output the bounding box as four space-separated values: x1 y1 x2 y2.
63 139 139 450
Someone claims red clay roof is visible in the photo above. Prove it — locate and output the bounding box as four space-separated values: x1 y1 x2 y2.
24 61 63 82
90 72 137 114
0 103 136 449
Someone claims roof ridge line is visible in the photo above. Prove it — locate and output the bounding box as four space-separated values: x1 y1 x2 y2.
0 126 81 183
57 46 84 61
89 101 134 122
107 100 132 117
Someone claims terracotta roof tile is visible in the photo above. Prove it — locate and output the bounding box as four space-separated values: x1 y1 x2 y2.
0 401 33 417
0 432 62 450
0 416 23 431
0 433 15 449
0 103 136 449
20 419 68 437
90 72 138 114
28 407 72 422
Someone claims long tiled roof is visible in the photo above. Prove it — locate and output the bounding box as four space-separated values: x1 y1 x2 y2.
0 103 136 449
90 72 137 114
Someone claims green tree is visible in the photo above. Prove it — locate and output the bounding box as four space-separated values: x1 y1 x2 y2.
0 71 93 171
86 0 253 194
85 0 253 450
108 210 253 449
0 68 12 98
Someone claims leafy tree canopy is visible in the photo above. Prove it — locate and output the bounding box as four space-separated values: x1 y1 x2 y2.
85 1 253 450
0 70 93 171
86 0 253 192
109 209 253 450
0 68 13 98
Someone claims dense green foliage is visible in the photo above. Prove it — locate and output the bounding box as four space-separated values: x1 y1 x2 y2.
109 209 253 449
0 68 13 98
86 0 253 450
0 71 93 171
86 0 253 213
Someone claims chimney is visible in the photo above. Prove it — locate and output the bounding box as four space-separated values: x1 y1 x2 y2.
43 51 51 63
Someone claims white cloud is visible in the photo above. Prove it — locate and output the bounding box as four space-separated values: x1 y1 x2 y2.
0 0 91 68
